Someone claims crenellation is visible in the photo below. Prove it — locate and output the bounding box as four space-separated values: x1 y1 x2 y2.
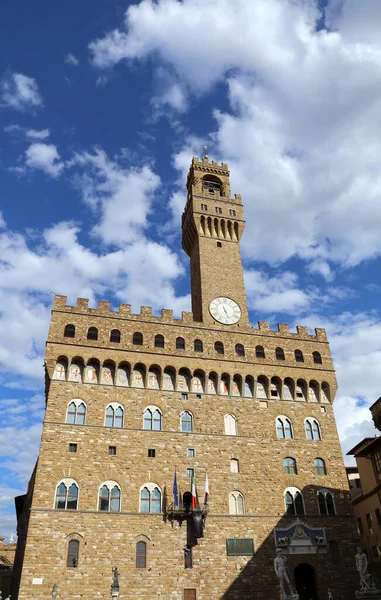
296 325 309 337
161 308 174 320
277 324 290 334
140 306 152 317
119 303 131 316
258 321 270 332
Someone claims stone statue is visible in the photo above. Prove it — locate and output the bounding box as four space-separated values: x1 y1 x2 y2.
327 589 333 600
112 566 120 589
274 548 296 598
356 547 371 591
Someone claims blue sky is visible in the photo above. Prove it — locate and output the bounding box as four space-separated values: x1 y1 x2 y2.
1 0 381 538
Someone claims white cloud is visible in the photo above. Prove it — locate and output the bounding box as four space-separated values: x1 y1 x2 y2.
89 0 381 268
1 72 42 111
69 148 161 246
0 211 5 229
26 128 50 140
244 269 312 315
25 143 64 178
65 52 79 66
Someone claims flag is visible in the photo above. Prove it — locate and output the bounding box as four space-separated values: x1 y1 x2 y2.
191 474 198 509
204 472 209 506
173 470 179 508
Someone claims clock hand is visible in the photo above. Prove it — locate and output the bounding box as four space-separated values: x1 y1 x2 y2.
223 306 228 316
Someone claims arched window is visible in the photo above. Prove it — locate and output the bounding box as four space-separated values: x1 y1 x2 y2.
305 418 321 440
140 484 161 513
176 337 185 351
229 491 245 515
224 414 237 436
313 351 322 364
110 329 121 343
256 345 265 358
66 400 86 425
276 416 293 439
64 324 75 338
235 344 245 357
136 541 147 568
276 347 285 360
284 488 304 516
314 458 327 475
181 411 193 433
133 332 143 346
144 407 162 431
154 334 164 348
98 482 121 511
55 480 79 510
283 457 297 475
202 174 222 195
105 404 124 428
318 490 335 515
194 339 203 352
215 341 224 355
87 327 98 341
295 349 304 362
67 540 79 568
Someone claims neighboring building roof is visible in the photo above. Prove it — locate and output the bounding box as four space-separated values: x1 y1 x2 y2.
369 396 381 411
347 436 381 457
345 466 359 475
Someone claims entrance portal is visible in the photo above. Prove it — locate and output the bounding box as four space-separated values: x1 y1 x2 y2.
294 563 317 600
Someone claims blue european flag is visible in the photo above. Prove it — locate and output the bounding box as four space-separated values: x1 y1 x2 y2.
173 470 179 507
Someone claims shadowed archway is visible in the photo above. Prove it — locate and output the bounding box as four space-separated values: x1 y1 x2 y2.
295 563 317 600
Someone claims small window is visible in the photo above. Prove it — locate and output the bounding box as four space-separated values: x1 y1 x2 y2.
155 334 164 348
87 327 98 341
133 332 143 346
140 485 162 513
235 343 245 357
314 458 326 475
201 204 207 211
366 513 373 534
376 508 381 527
229 491 245 515
187 468 194 478
98 483 121 512
224 414 238 436
188 448 195 457
295 349 304 362
148 448 156 458
276 347 285 360
143 407 162 431
110 329 120 343
329 540 341 564
215 341 224 355
255 345 265 358
181 411 193 433
217 241 222 248
194 339 203 352
226 539 254 556
230 458 239 473
105 404 124 428
285 489 304 515
357 517 364 536
69 443 77 453
136 541 147 568
305 418 321 440
313 351 322 364
283 457 297 474
318 490 335 516
215 206 222 214
64 324 75 338
184 590 197 600
109 446 116 456
229 209 236 216
66 401 86 425
67 540 79 568
182 393 188 400
176 337 185 351
196 393 201 400
276 417 293 439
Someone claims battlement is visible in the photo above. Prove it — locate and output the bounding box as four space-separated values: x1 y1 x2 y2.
52 296 328 341
191 155 229 173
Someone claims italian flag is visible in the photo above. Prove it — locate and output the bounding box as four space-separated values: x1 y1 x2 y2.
191 474 198 509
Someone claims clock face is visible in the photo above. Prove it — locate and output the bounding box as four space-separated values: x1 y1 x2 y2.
209 297 241 325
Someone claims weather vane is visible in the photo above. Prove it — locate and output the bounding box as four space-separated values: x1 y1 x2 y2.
203 145 208 156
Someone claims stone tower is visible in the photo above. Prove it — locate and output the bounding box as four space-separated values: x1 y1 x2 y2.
182 156 248 325
14 157 358 600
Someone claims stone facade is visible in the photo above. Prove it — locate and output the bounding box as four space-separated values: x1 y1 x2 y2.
15 157 359 600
